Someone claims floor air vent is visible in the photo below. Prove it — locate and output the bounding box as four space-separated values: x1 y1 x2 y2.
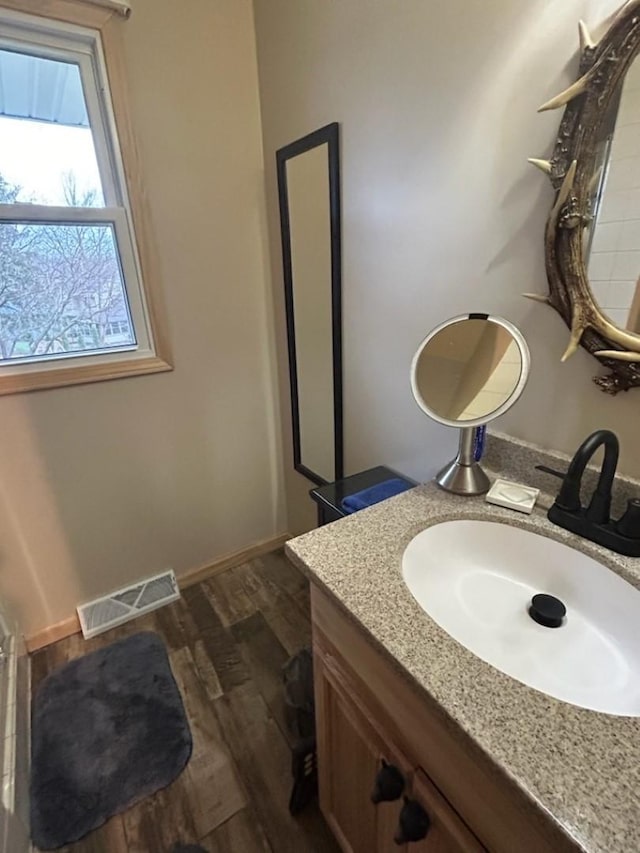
77 570 180 639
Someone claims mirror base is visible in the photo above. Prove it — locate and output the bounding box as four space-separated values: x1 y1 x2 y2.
435 427 491 496
435 459 491 496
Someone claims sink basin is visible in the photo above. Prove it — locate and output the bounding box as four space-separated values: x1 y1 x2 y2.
402 519 640 715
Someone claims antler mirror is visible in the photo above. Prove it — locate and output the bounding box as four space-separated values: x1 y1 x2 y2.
530 1 640 393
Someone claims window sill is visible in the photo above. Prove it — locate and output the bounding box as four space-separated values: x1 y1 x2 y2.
0 355 173 395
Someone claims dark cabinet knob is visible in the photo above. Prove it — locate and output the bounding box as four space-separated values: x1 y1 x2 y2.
617 498 640 539
394 797 431 844
371 759 405 804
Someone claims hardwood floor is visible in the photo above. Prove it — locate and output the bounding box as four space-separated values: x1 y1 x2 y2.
30 550 340 853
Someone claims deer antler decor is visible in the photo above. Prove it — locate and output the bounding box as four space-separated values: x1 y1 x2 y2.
530 0 640 393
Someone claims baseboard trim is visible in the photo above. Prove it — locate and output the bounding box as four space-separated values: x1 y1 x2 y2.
26 615 81 653
178 532 291 589
25 532 291 653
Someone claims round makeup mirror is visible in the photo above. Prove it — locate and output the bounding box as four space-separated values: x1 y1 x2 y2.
410 314 530 495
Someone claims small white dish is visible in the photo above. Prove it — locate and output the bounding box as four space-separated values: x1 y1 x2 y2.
485 478 539 514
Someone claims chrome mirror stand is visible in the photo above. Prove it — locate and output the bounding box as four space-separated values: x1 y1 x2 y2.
435 427 490 496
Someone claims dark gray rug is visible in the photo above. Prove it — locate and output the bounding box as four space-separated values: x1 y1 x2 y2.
31 631 192 850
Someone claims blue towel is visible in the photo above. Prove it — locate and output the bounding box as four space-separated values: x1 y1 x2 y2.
341 478 413 514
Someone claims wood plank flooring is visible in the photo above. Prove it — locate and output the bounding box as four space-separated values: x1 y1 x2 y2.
30 549 339 853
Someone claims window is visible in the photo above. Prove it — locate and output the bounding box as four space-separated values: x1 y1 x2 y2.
0 3 171 393
106 320 130 336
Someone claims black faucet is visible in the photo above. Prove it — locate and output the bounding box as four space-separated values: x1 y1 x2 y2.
536 430 640 557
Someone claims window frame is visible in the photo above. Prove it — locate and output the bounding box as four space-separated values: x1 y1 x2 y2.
0 0 172 394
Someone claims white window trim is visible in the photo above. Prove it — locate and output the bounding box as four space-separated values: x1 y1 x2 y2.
0 2 172 394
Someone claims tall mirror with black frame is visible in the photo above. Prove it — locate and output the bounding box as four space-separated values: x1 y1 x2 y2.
277 123 343 485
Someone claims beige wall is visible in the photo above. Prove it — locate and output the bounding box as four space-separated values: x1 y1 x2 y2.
253 0 639 535
0 0 285 638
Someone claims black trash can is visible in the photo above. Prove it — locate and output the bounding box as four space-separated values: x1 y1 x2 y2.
283 648 318 814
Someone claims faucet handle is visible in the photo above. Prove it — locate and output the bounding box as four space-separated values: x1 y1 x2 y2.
617 499 640 539
535 465 567 480
535 464 582 512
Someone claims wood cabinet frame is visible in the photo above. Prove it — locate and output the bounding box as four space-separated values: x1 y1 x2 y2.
311 587 580 853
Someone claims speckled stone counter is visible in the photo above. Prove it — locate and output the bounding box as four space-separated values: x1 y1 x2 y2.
286 483 640 853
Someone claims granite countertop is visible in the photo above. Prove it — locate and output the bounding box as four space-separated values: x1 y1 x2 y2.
285 482 640 853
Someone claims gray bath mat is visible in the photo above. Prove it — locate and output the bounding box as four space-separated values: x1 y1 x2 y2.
30 632 192 850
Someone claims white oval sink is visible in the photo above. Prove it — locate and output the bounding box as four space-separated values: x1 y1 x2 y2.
402 520 640 716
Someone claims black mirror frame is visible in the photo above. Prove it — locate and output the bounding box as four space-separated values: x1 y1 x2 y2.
276 122 343 485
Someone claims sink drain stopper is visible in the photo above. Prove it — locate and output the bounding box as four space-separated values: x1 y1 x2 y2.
528 593 566 628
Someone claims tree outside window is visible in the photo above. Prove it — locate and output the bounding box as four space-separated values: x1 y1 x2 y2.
0 174 134 361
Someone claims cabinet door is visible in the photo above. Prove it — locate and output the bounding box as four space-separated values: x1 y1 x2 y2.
407 769 486 853
314 650 409 853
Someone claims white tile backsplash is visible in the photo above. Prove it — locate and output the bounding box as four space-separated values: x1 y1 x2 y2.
611 122 640 158
607 280 637 308
588 59 640 327
605 308 630 326
611 250 640 280
598 188 631 223
607 156 637 191
589 281 610 305
590 221 621 253
619 218 640 250
588 251 616 280
627 188 640 217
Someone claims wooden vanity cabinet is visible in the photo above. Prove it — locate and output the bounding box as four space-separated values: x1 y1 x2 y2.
315 649 406 852
311 586 579 853
315 646 484 852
